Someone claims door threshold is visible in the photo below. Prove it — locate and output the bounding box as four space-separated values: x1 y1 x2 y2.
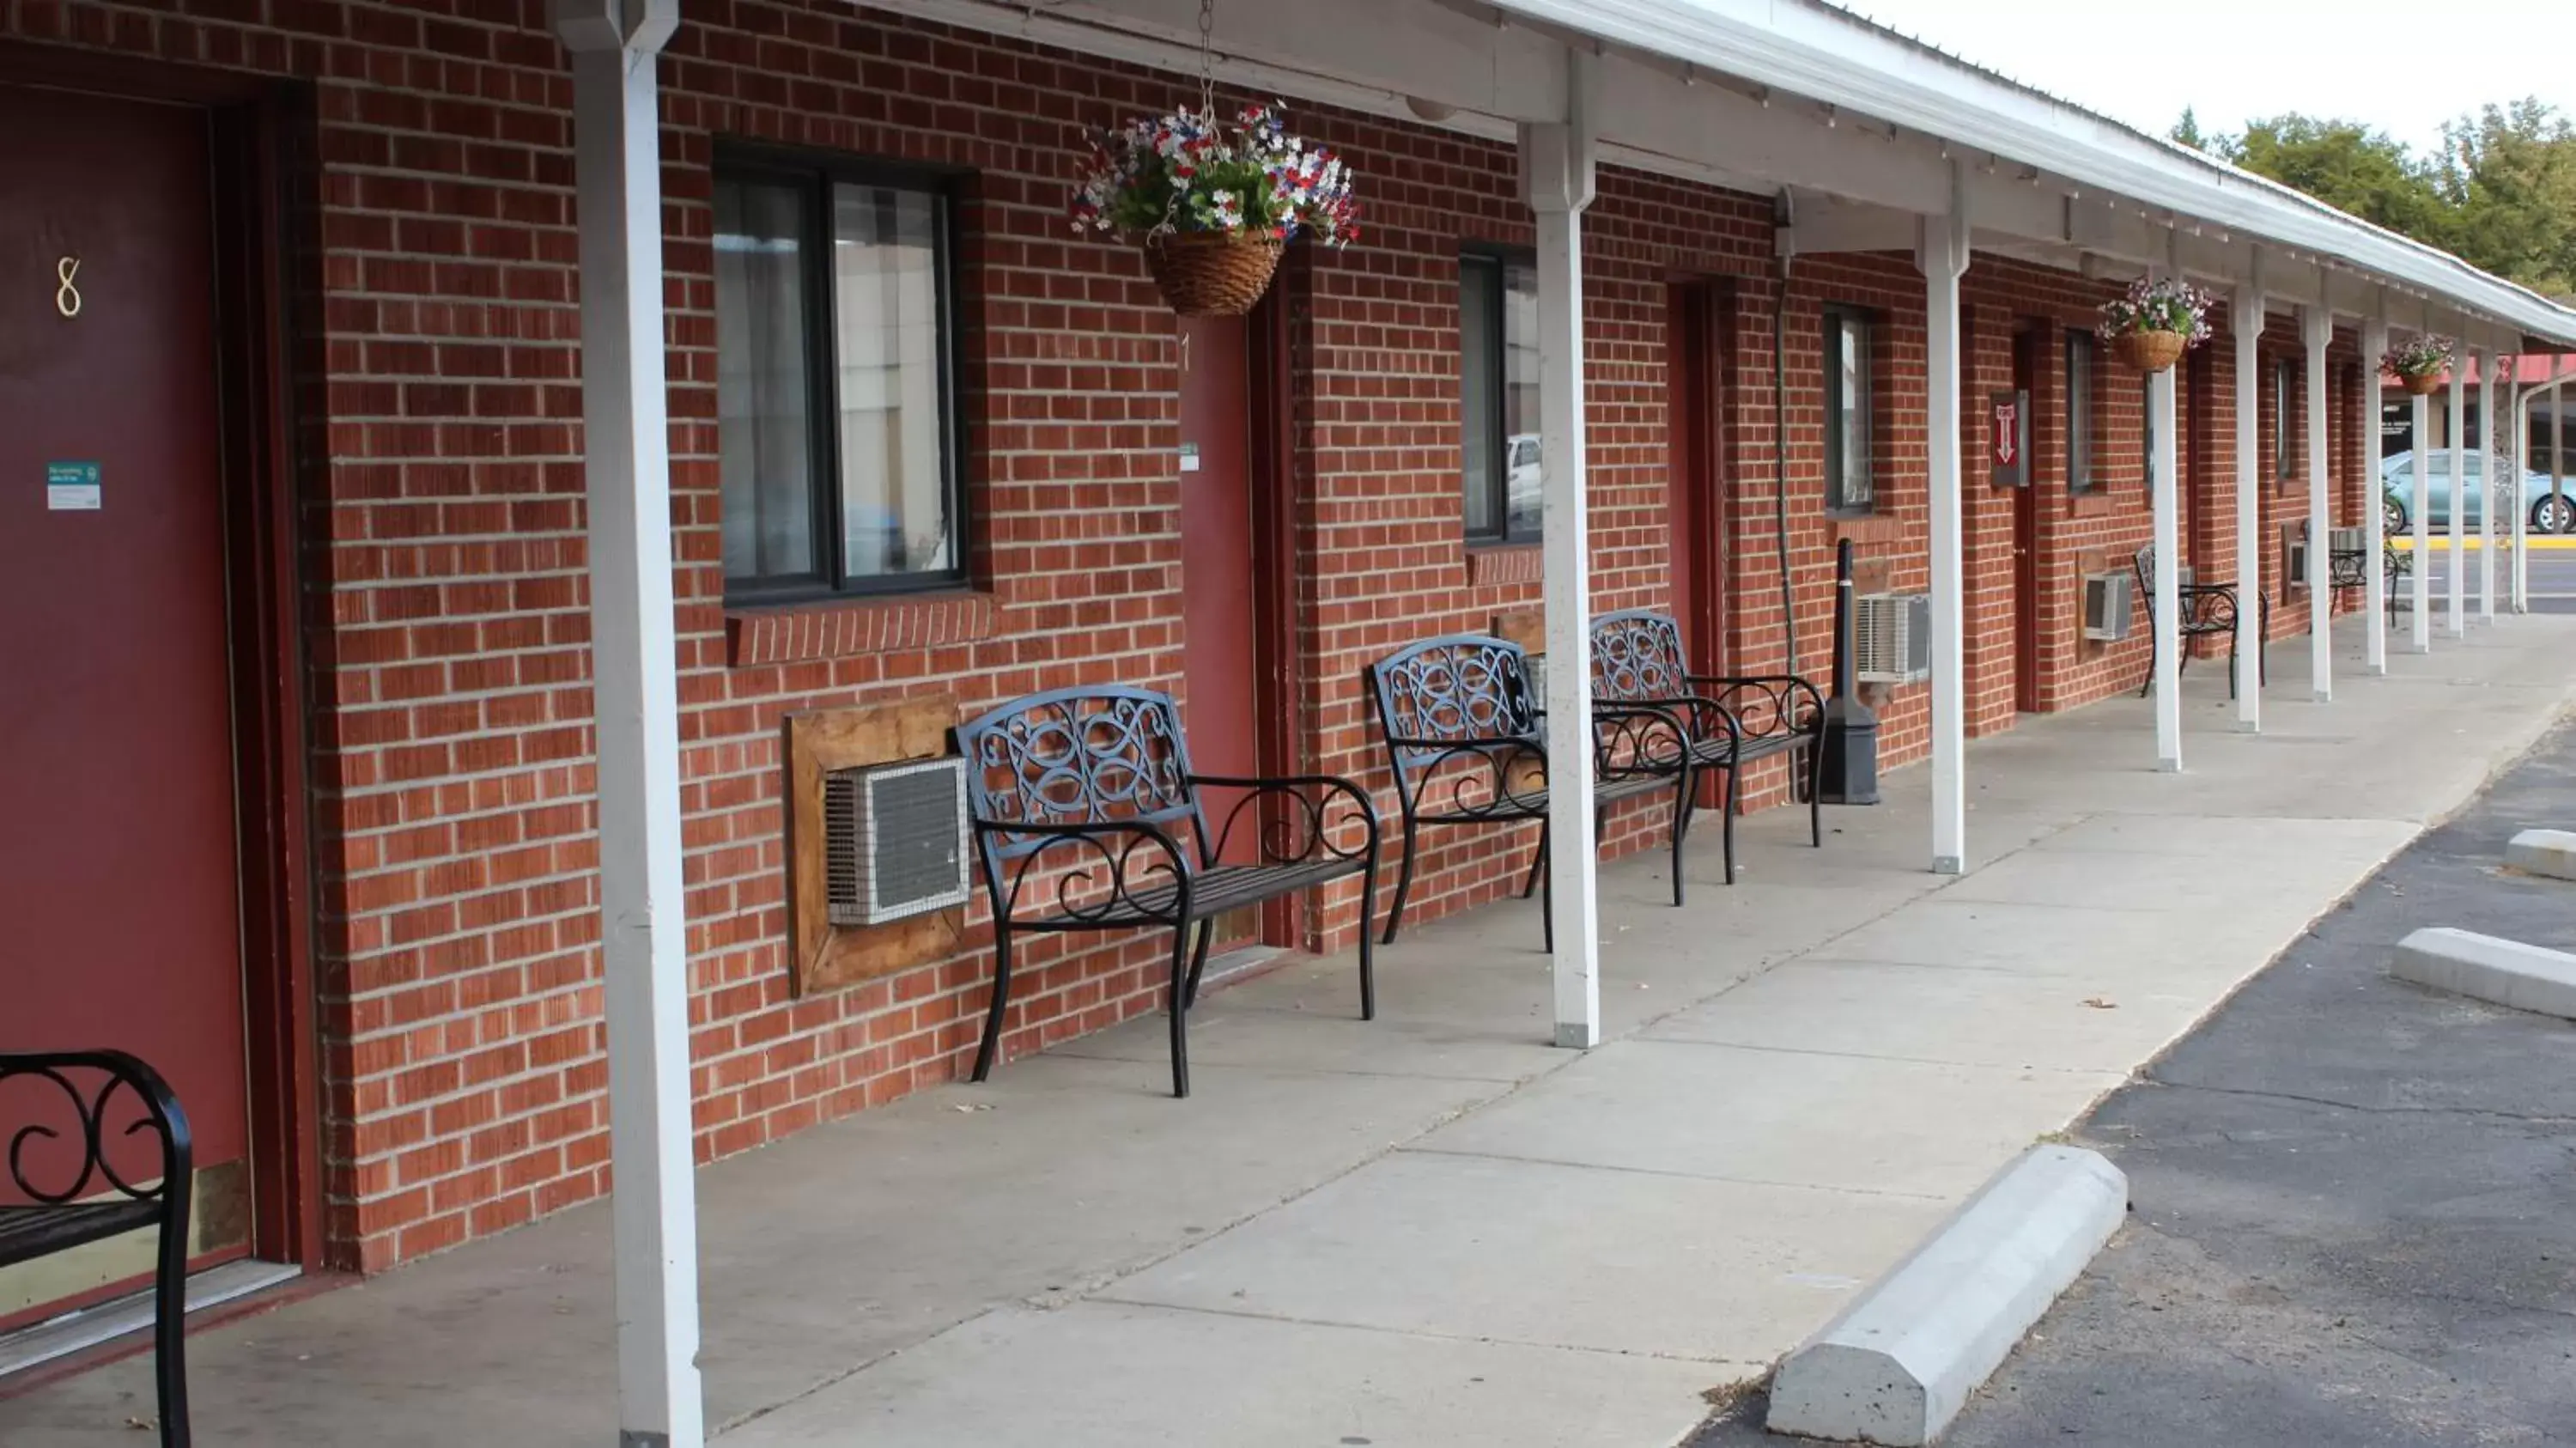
0 1258 302 1378
1198 943 1291 995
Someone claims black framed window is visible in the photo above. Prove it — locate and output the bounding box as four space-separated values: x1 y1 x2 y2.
2064 329 2097 495
1824 307 1876 514
714 150 967 600
2273 357 2299 487
1461 250 1541 545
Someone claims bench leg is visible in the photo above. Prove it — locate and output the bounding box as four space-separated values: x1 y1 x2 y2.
1357 850 1379 1021
155 1193 191 1448
1520 827 1547 900
1807 737 1825 847
1721 764 1740 885
1168 922 1201 1098
1668 772 1692 908
1537 830 1553 953
1181 914 1216 1010
1381 814 1419 946
972 926 1016 1083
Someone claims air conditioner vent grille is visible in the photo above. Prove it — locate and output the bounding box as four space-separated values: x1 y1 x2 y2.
825 757 972 928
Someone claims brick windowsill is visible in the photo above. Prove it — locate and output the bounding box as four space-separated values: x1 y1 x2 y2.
1831 514 1904 545
726 590 999 667
1466 543 1543 587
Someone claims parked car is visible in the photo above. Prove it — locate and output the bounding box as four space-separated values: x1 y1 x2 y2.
2379 450 2574 535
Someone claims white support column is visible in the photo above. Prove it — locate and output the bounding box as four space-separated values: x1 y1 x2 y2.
2148 256 2183 770
2231 277 2263 731
2448 356 2469 636
1524 54 1601 1049
2515 379 2542 613
556 4 702 1446
1917 164 1970 872
2411 385 2433 650
2301 304 2331 702
2362 316 2388 672
2479 358 2498 624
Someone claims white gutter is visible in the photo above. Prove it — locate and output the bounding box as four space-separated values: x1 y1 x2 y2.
1494 0 2576 348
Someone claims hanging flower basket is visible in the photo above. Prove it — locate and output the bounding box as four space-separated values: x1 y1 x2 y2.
1071 101 1358 317
1141 231 1285 317
2385 333 2455 396
2098 277 2214 374
2111 330 2190 374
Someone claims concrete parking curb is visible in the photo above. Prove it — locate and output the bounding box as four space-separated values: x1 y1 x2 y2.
2506 829 2576 881
1765 1145 2128 1446
2392 926 2576 1019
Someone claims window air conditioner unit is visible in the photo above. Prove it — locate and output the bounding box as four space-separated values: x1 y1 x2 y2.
825 757 972 927
2082 571 2133 642
1852 592 1933 684
2328 526 2366 554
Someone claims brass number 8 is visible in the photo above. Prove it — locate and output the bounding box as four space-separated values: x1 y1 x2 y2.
55 257 80 319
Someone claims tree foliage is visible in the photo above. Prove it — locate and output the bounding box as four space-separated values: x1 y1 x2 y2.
2178 100 2576 302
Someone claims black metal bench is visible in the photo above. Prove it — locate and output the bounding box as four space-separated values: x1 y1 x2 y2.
1364 634 1692 949
955 685 1380 1098
0 1051 192 1446
1590 609 1826 886
2330 534 2412 622
2134 545 2268 698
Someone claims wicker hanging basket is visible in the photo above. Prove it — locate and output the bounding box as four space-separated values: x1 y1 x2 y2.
1141 231 1285 317
2111 329 2188 374
2399 371 2446 396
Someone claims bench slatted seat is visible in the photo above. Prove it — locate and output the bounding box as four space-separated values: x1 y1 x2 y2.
1364 634 1692 949
0 1050 193 1447
2134 545 2269 698
1590 609 1826 887
956 686 1381 1098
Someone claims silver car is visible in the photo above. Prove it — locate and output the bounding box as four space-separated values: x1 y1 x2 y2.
2379 450 2575 535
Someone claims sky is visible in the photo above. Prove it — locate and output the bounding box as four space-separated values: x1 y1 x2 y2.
1835 0 2576 157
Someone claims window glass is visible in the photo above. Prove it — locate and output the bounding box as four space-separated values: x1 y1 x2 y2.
1461 253 1541 544
2064 330 2095 495
714 175 820 585
1825 309 1874 513
830 183 952 579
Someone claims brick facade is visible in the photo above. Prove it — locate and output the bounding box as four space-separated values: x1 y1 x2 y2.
0 0 2387 1272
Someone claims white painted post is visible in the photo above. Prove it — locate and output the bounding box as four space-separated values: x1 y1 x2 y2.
2480 357 2498 624
1917 167 1970 873
2301 304 2331 702
2362 316 2388 672
2411 385 2433 650
2448 357 2468 637
2149 347 2182 770
555 3 702 1445
1524 55 1601 1049
2510 376 2529 613
2231 277 2263 731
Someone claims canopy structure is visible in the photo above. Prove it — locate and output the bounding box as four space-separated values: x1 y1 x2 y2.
553 2 2576 1440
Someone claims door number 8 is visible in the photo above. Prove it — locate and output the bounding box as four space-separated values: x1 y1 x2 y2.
55 257 81 319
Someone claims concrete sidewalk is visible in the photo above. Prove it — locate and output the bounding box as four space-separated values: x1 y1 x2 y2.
5 614 2573 1447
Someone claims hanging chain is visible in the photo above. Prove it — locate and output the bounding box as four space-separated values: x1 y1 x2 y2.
1195 0 1216 119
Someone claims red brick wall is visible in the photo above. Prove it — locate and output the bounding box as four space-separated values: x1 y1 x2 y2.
6 0 2362 1274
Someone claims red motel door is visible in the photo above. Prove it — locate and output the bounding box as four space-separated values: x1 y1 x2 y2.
0 84 254 1317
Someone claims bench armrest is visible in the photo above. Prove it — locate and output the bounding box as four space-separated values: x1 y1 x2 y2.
1189 773 1382 867
1681 673 1826 737
0 1051 192 1207
975 818 1196 927
1590 702 1696 778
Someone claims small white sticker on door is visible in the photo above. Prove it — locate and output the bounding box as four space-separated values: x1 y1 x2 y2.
46 460 100 511
1178 443 1201 474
